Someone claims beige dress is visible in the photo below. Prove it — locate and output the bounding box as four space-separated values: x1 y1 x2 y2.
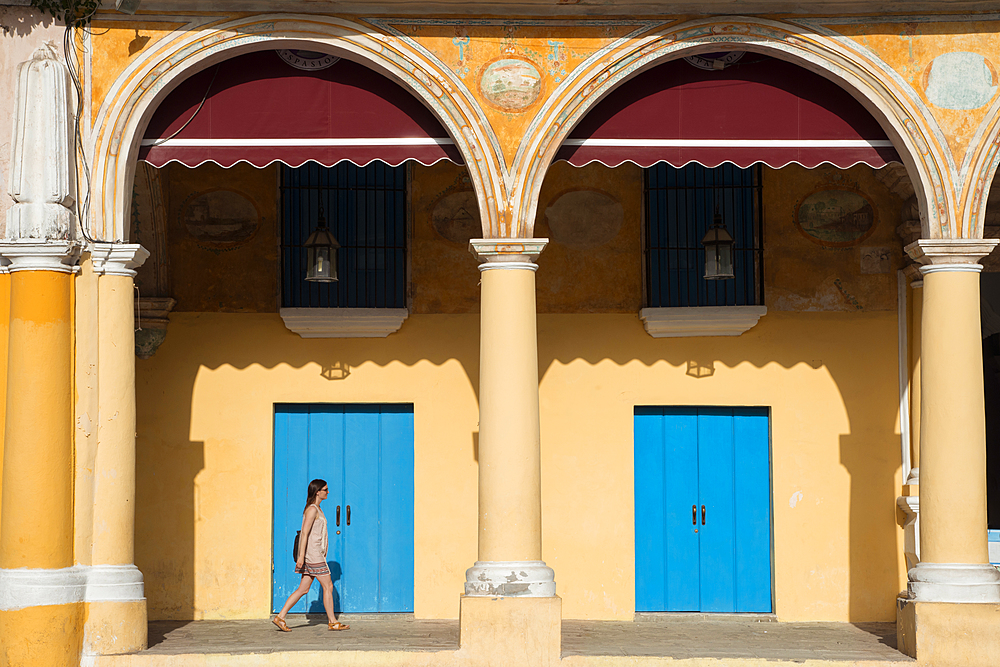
296 505 330 576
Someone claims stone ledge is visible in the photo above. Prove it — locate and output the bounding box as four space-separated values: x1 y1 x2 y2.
639 306 767 338
279 308 409 338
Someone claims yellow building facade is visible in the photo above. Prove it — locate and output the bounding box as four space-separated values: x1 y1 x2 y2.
2 3 1000 666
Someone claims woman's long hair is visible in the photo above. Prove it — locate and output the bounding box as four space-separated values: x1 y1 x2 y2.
304 478 327 514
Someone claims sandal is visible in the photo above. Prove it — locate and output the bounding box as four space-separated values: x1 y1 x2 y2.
328 621 350 631
272 617 292 632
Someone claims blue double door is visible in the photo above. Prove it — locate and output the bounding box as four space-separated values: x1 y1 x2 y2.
272 404 414 614
635 407 772 612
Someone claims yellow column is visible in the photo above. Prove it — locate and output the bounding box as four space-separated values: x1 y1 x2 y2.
0 268 10 524
906 239 1000 603
464 239 554 594
459 239 561 665
83 244 149 655
0 245 85 667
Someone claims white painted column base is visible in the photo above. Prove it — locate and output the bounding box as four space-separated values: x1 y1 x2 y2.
907 562 1000 603
465 561 556 597
0 565 145 610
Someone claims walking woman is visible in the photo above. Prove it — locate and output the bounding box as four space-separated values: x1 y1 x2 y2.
272 479 350 631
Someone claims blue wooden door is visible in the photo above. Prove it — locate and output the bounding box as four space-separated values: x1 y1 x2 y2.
272 404 414 614
635 407 771 612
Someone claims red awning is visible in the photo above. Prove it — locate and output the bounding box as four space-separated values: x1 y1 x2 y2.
139 51 461 168
555 55 900 169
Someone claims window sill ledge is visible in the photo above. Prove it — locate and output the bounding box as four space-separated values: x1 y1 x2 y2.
279 308 409 338
639 306 767 338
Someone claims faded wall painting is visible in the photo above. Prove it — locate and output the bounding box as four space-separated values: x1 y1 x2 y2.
765 165 904 312
795 188 877 247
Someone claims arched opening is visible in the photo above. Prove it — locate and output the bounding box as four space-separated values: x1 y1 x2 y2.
126 45 487 622
530 49 911 620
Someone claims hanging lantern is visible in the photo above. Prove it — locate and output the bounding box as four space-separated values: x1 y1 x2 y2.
304 205 340 282
701 211 735 280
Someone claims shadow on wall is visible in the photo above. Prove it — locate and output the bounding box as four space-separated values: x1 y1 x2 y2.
135 361 204 621
136 309 900 621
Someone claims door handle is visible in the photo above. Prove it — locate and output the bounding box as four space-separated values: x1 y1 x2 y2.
692 505 697 525
346 505 351 526
336 505 341 527
701 505 706 525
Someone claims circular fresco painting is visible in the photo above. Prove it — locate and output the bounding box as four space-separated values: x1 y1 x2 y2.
479 59 542 112
795 188 876 247
545 189 623 249
432 190 482 243
182 190 259 247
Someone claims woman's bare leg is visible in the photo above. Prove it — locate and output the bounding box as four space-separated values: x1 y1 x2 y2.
316 573 337 624
276 575 314 620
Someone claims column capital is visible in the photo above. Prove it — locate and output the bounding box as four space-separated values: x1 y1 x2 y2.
0 240 82 273
469 238 548 268
905 238 999 266
91 243 150 277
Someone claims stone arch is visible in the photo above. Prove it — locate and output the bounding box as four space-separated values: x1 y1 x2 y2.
961 101 1000 239
510 16 955 241
90 15 504 242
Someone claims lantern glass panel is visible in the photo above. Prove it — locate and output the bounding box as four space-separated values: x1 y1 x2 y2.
306 245 337 282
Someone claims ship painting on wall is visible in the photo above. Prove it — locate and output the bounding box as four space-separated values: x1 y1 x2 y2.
795 188 876 247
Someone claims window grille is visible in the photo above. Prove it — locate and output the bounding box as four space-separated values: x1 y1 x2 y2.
644 163 763 307
281 162 407 308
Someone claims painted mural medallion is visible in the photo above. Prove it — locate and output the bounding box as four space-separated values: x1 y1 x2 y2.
684 51 745 71
794 188 876 247
431 190 482 243
182 189 260 248
923 52 998 110
277 49 340 71
479 58 542 112
544 189 623 249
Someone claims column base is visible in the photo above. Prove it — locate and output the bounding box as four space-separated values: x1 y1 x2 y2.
459 595 561 666
897 596 1000 665
907 562 1000 602
465 560 556 596
84 599 147 655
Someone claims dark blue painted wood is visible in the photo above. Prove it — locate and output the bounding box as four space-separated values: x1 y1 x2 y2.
634 407 772 613
273 404 414 614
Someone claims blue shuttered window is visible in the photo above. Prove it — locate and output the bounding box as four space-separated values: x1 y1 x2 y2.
645 163 763 307
281 162 407 308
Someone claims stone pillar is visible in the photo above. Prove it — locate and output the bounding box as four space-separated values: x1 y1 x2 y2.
460 239 561 665
0 42 87 667
905 239 1000 602
84 244 149 654
465 238 555 595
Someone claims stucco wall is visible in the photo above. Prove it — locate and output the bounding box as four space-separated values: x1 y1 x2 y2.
134 308 904 622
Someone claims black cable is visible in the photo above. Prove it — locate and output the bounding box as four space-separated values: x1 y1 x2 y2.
64 24 100 243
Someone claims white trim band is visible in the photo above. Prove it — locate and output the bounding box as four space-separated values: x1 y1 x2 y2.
478 261 539 272
907 562 1000 603
140 137 455 147
465 561 556 597
919 263 984 275
0 564 145 611
561 138 894 149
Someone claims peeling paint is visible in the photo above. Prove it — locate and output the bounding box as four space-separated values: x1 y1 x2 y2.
789 491 804 508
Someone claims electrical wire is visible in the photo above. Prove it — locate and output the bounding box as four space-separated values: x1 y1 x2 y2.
145 64 221 147
64 24 99 243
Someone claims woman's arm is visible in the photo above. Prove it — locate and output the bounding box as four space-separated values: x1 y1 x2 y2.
297 506 318 566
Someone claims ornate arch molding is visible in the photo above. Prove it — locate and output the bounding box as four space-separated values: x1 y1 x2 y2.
963 104 1000 239
513 17 954 240
90 14 504 242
